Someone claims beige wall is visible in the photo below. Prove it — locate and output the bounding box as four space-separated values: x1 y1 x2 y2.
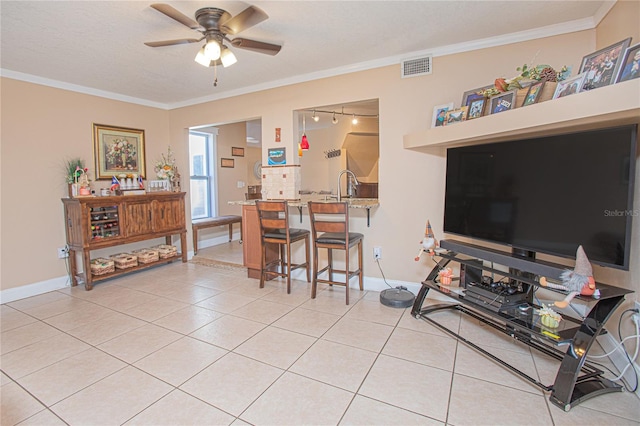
215 122 247 217
1 80 171 291
1 2 637 309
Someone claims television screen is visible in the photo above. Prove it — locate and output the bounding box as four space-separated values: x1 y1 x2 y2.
444 125 637 269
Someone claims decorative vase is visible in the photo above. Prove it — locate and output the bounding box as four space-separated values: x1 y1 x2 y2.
68 183 78 198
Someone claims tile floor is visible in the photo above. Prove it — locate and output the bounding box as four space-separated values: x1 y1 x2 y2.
2 259 639 425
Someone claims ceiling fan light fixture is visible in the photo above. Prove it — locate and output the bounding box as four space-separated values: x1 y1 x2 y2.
220 46 237 67
204 38 221 60
194 46 212 66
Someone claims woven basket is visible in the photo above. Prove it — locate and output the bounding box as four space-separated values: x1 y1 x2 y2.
90 258 115 276
152 244 178 259
131 248 159 264
110 253 138 269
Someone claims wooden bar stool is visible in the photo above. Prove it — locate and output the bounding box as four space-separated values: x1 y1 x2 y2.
308 201 363 305
256 200 311 293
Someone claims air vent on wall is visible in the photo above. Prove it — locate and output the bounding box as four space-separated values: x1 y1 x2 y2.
401 55 432 78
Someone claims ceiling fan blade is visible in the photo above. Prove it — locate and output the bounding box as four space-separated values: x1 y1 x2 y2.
150 3 201 30
220 6 268 35
230 38 281 55
144 38 201 47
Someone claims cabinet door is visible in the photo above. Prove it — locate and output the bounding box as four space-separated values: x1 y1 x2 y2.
123 201 154 236
153 198 185 233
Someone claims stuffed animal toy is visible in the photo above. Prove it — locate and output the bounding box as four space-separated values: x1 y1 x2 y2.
539 245 597 308
414 220 438 261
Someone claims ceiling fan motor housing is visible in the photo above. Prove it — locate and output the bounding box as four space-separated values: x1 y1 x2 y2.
195 8 231 32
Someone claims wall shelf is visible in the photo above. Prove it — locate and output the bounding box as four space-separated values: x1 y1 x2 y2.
403 79 640 150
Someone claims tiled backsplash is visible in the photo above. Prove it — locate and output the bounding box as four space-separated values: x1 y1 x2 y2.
262 165 300 200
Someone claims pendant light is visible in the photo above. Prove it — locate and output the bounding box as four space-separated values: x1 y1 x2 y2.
300 115 310 150
312 110 320 122
331 111 338 124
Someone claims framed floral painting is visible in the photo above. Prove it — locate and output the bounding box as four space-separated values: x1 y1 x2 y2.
93 124 146 180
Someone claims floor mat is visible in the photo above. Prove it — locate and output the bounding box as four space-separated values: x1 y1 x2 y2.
189 256 247 271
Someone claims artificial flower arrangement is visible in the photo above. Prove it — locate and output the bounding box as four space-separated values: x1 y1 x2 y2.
65 157 90 184
480 62 572 97
154 146 176 180
64 157 92 196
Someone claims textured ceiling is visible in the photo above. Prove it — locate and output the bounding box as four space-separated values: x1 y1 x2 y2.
0 1 610 108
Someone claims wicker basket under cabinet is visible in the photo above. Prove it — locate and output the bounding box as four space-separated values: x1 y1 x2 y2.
131 248 160 264
90 258 115 276
109 253 138 269
152 244 178 259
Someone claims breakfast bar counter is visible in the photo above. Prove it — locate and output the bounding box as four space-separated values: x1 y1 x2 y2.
229 197 379 278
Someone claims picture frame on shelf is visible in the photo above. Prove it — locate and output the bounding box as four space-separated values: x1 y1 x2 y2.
579 37 631 90
231 147 245 157
488 90 517 114
431 102 454 128
467 98 486 119
444 106 468 125
615 42 640 83
461 84 493 110
552 73 587 99
221 158 235 168
93 123 146 180
522 80 545 107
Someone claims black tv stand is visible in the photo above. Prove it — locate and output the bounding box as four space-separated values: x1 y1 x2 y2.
411 239 633 411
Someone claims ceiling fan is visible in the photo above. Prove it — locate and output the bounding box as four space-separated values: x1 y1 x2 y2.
145 3 282 70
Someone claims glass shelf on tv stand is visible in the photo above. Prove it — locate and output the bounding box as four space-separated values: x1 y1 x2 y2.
412 241 633 411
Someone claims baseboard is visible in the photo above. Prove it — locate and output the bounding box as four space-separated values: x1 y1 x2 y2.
0 276 70 304
597 331 640 397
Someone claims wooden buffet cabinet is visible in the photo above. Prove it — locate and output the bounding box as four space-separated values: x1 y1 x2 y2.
62 192 188 290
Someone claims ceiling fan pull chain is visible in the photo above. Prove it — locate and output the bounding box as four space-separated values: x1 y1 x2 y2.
213 62 218 87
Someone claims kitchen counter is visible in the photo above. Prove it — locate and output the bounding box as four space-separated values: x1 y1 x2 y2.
229 197 379 226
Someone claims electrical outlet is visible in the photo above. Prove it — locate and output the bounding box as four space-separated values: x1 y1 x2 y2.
632 301 640 324
57 246 69 259
373 246 382 260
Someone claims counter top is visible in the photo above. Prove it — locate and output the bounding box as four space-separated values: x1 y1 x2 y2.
229 197 379 209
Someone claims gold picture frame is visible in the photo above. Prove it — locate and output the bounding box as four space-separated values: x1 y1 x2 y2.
93 124 146 180
221 158 235 168
232 147 245 157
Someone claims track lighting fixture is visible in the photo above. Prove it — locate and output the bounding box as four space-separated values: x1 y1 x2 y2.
304 108 378 124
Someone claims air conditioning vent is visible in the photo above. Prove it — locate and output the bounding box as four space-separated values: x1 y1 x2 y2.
401 56 432 78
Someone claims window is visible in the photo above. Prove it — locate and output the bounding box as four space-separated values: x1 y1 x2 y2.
189 130 217 219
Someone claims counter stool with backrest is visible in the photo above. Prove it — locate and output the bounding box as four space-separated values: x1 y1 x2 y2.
308 201 363 305
255 200 311 294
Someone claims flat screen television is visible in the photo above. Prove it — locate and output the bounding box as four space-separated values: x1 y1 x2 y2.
444 124 637 270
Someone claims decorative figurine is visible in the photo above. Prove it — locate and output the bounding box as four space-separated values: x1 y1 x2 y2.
415 220 438 261
539 245 597 308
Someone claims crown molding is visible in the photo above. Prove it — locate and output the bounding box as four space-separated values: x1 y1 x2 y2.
1 17 597 111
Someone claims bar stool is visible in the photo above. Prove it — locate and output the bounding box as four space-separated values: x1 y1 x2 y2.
308 201 363 305
255 200 311 293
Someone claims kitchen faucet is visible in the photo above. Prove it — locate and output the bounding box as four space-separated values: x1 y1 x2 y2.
337 169 359 201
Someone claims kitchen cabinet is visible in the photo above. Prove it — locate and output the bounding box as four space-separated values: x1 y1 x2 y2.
62 192 188 290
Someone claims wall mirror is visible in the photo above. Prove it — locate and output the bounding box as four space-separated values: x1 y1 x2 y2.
295 99 379 198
